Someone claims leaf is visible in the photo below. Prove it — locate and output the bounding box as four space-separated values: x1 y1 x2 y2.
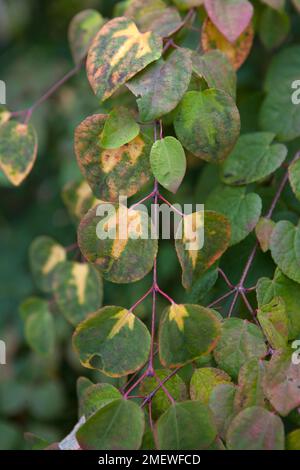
270 220 300 284
263 348 300 416
214 318 268 380
257 268 300 339
257 296 289 349
159 304 221 368
206 185 262 245
0 106 11 125
78 204 158 284
209 384 237 439
226 406 284 450
53 261 103 326
175 211 231 289
76 399 145 450
75 114 152 201
289 157 300 201
73 306 151 377
19 297 55 357
127 48 192 122
156 401 217 450
192 50 237 99
259 7 290 50
255 217 275 252
286 429 300 450
79 383 122 418
174 90 240 163
68 9 104 65
150 137 186 193
62 180 98 222
234 359 267 411
140 370 187 419
0 121 37 186
29 236 66 293
100 107 140 149
86 17 162 101
259 46 300 141
190 367 231 404
201 18 254 70
221 132 287 185
204 0 253 43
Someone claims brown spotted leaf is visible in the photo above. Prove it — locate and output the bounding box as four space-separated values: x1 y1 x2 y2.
175 211 231 289
86 17 162 101
73 305 151 377
68 9 104 65
201 18 254 70
75 114 152 201
0 121 38 186
62 180 98 223
78 204 158 284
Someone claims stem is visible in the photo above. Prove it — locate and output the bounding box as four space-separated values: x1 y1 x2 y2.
153 371 175 404
124 370 148 399
218 267 234 289
227 290 239 318
129 287 153 312
155 285 176 304
141 368 181 408
158 193 184 217
208 289 235 308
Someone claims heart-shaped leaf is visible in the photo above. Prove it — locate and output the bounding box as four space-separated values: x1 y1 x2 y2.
73 306 151 377
156 401 217 450
150 137 186 193
86 17 162 101
190 367 231 404
255 217 275 253
270 220 300 284
204 0 253 43
234 358 267 412
75 114 152 201
76 399 145 450
222 132 287 185
0 121 38 186
62 180 98 222
79 383 121 418
159 304 222 368
100 107 140 149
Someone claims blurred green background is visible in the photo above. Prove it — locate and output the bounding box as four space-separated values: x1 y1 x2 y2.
0 0 300 449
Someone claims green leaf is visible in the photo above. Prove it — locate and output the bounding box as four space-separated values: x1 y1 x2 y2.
192 50 237 99
159 304 221 368
226 406 284 450
257 269 300 339
79 383 122 418
209 384 237 439
53 261 103 326
286 429 300 450
174 90 240 163
175 211 231 289
62 180 98 222
0 121 37 186
255 217 275 252
76 399 145 450
73 306 151 377
190 367 232 404
288 157 300 201
214 318 268 380
259 7 290 50
259 45 300 141
127 48 192 122
204 0 253 44
140 370 187 419
257 296 288 349
86 17 162 101
78 205 158 284
234 358 267 411
68 9 104 65
20 297 55 357
270 220 300 284
221 132 287 185
206 185 262 245
75 114 152 201
100 107 140 149
150 137 186 193
29 236 66 293
156 401 217 450
263 348 300 416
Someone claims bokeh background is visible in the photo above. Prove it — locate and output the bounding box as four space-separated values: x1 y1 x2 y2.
0 0 300 449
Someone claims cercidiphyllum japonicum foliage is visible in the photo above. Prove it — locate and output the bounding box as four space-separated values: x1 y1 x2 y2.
2 0 300 451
